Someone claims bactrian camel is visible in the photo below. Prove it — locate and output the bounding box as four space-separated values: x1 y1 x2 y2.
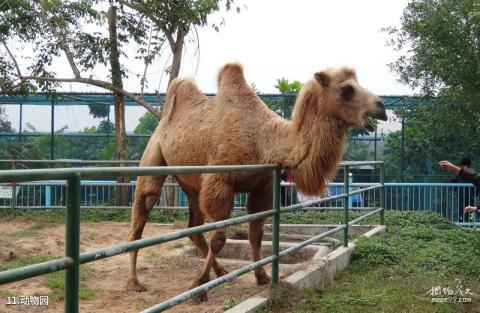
126 63 388 300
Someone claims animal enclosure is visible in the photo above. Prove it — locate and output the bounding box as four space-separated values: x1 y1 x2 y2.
0 161 385 312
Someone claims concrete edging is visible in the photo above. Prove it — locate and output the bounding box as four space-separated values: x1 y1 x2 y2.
225 224 386 313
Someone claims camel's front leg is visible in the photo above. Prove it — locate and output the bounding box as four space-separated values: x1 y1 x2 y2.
246 187 272 285
126 175 165 292
189 176 233 302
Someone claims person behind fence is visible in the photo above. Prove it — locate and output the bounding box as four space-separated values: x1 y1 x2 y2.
446 158 475 222
438 160 480 218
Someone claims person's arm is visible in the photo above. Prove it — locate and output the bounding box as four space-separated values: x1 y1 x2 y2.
438 160 461 175
464 206 478 213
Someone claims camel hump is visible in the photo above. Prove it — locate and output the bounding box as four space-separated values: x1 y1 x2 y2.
167 77 203 97
217 62 248 89
162 78 208 121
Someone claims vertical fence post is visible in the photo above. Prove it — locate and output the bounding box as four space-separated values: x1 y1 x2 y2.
380 163 385 225
19 103 23 142
65 173 81 313
45 184 51 208
348 172 353 208
11 160 17 214
271 167 281 284
343 166 350 247
50 100 55 160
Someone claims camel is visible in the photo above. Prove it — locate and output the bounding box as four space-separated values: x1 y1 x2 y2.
126 62 387 300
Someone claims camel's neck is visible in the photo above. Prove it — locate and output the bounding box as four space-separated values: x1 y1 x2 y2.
290 115 347 195
262 91 348 196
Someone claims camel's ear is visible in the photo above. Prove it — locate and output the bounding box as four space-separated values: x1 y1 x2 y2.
314 71 330 87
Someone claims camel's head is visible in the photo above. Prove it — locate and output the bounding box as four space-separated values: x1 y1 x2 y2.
312 67 387 129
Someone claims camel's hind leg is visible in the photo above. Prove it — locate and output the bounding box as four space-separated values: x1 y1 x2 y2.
246 185 272 285
182 187 228 278
126 143 166 292
189 174 233 301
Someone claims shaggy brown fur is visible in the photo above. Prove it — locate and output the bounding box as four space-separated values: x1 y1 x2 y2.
126 62 387 299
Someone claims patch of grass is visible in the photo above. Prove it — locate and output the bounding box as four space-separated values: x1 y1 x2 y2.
0 208 190 224
223 297 240 311
0 254 55 271
47 265 97 301
145 250 161 263
0 290 17 297
0 254 96 301
292 211 480 313
8 229 41 238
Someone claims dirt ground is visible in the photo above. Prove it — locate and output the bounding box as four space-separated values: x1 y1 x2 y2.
0 220 287 313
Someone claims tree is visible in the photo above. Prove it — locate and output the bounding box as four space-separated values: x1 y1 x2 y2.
383 102 480 181
0 106 13 133
1 0 241 206
118 0 239 84
383 0 480 180
117 0 241 207
261 78 302 119
134 112 158 135
128 112 158 160
385 0 480 98
0 1 160 115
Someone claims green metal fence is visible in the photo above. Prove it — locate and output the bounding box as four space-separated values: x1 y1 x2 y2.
0 161 385 313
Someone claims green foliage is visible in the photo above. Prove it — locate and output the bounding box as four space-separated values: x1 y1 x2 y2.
0 208 190 224
352 236 402 267
46 265 96 300
385 0 480 97
0 106 13 132
274 78 303 94
344 141 374 161
126 112 159 159
383 0 480 179
223 297 240 311
0 254 55 271
0 0 107 94
0 0 242 163
260 78 302 119
295 211 480 313
383 101 480 180
87 104 109 118
134 112 158 135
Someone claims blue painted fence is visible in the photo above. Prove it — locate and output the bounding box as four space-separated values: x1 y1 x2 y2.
0 180 478 226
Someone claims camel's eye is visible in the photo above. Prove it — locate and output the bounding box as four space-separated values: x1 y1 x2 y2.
341 85 355 101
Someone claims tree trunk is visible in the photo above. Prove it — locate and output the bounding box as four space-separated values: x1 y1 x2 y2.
108 6 129 206
168 30 184 85
164 30 185 209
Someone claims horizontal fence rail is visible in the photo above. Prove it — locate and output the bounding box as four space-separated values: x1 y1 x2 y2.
0 161 385 313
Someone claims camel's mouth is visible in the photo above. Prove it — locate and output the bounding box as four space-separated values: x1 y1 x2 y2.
362 106 388 131
368 100 388 122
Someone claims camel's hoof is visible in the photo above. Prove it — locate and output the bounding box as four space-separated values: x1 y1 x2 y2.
214 266 228 278
189 275 210 302
126 278 148 292
255 272 271 285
